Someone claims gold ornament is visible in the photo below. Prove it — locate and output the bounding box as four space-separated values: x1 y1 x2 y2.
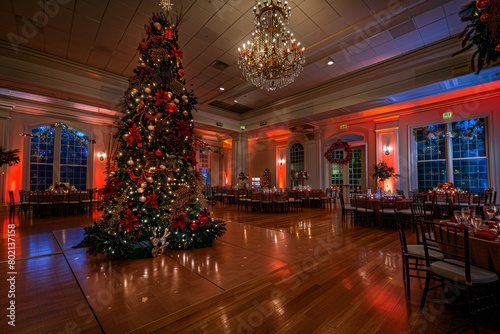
153 22 162 30
182 110 188 116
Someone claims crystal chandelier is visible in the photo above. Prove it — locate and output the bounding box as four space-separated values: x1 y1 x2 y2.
237 0 305 91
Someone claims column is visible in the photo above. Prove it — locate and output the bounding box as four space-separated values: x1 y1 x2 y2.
231 133 249 186
304 130 322 189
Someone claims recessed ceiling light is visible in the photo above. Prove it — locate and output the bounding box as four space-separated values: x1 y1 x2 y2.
327 59 334 66
219 87 225 91
233 99 238 103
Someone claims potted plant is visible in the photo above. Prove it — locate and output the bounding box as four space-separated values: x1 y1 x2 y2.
371 161 399 190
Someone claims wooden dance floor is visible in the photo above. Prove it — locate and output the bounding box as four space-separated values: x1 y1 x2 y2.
1 204 499 333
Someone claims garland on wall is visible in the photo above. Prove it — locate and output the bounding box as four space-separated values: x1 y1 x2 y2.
324 139 352 164
452 0 500 73
412 118 485 140
19 122 96 145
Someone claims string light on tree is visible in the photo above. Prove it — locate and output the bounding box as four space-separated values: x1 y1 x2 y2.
78 1 226 259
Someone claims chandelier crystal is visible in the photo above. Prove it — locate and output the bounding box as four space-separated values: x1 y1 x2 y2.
237 0 305 91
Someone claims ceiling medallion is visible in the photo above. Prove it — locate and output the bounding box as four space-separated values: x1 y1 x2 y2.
237 0 305 91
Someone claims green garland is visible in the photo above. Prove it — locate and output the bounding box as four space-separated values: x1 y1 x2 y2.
452 0 500 73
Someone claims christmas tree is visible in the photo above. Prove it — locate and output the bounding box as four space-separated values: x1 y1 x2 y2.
84 2 226 259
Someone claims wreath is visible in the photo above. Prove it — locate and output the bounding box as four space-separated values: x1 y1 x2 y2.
324 139 352 165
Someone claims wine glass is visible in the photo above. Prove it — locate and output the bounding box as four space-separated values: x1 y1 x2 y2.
485 205 498 221
471 217 482 231
461 206 471 220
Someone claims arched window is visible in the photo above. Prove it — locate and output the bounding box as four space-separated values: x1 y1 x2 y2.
29 125 90 190
290 143 305 187
290 143 304 174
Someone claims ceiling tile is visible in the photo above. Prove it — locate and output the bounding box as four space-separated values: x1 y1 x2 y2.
443 0 465 16
389 20 416 39
372 39 399 56
366 30 393 48
328 0 372 25
75 0 106 22
413 6 445 29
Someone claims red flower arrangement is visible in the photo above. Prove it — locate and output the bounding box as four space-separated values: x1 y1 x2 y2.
324 139 352 165
291 171 309 180
371 161 399 182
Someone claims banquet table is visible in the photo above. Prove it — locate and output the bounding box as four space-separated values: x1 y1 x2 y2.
469 234 500 277
27 191 90 216
439 222 500 278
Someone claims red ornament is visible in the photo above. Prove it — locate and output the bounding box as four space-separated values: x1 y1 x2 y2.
496 45 500 52
189 222 198 231
166 103 178 113
155 149 162 156
476 0 490 10
480 13 489 22
164 29 174 39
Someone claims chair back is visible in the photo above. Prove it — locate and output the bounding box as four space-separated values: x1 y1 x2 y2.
417 220 471 283
456 192 471 205
37 191 52 203
354 195 368 211
380 196 396 212
411 193 426 204
395 212 409 255
410 202 425 217
433 192 448 204
339 192 346 207
8 190 15 204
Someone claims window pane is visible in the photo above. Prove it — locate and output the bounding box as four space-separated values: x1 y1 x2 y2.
417 161 446 191
453 158 488 194
59 128 89 190
348 148 362 190
451 118 487 193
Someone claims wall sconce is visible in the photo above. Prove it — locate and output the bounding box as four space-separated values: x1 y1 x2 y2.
279 159 284 165
97 152 106 161
384 146 391 156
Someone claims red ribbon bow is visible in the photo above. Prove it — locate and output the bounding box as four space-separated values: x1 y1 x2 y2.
155 89 171 106
171 214 187 230
169 46 183 60
126 123 142 146
119 208 139 233
145 192 159 210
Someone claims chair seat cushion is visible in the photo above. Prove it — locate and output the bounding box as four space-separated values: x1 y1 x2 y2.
399 208 412 215
407 244 443 260
381 208 396 214
356 208 374 213
431 259 499 284
344 205 355 210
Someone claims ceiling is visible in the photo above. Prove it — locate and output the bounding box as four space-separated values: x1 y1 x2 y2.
0 0 494 138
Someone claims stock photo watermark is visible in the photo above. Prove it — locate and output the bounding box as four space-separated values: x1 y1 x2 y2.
6 221 17 327
7 0 71 53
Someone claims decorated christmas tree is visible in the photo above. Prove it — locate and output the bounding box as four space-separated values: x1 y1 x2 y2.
84 2 226 259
